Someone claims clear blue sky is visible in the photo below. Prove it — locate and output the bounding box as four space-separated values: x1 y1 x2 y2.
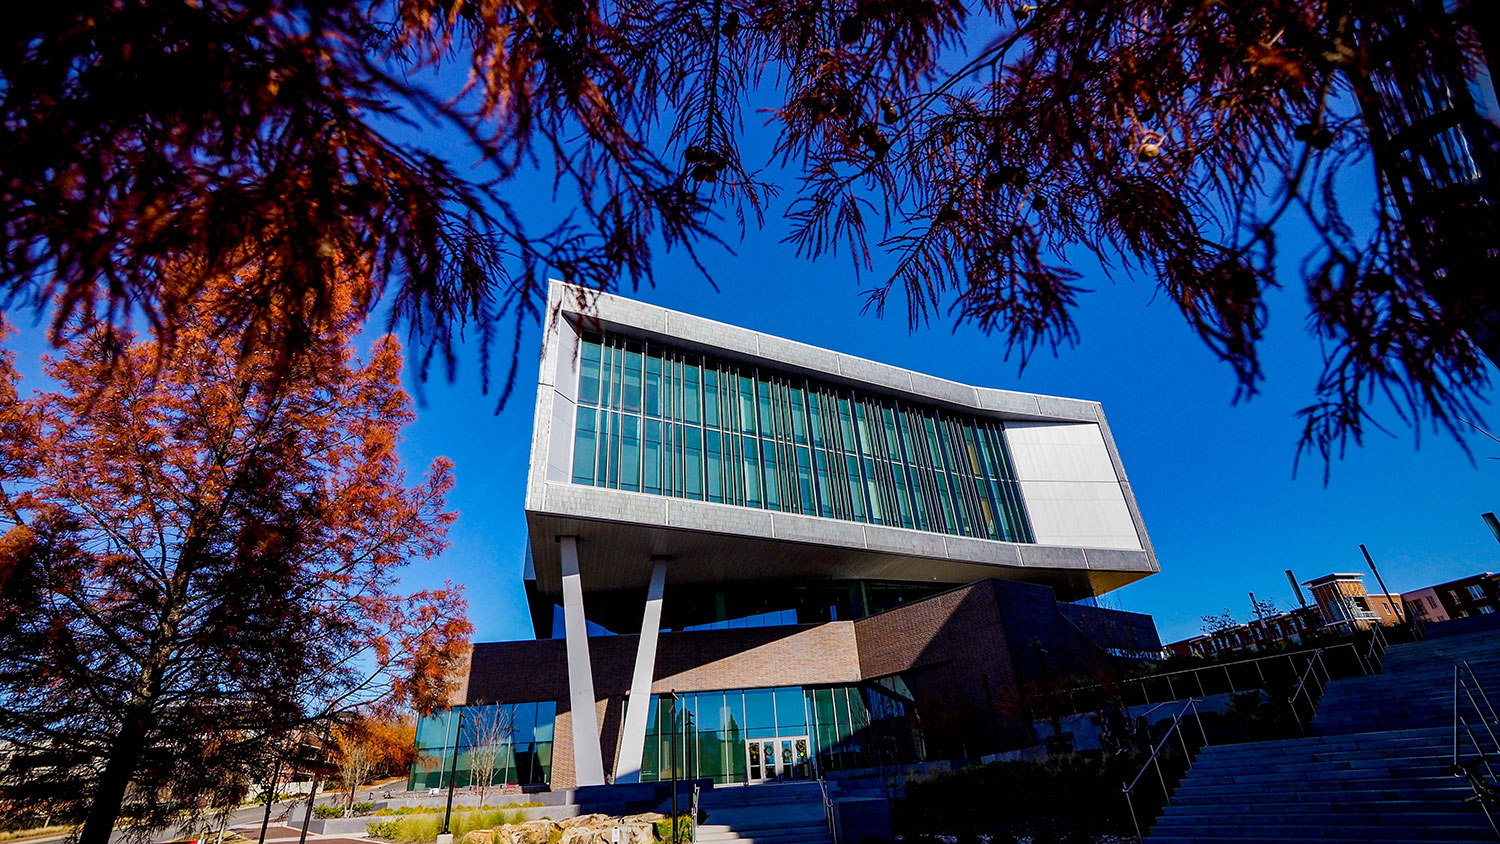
5 80 1497 652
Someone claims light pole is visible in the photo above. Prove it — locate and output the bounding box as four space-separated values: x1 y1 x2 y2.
1359 544 1398 623
440 707 467 842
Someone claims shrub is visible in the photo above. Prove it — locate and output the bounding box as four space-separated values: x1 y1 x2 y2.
352 802 377 815
897 752 1145 842
313 806 342 819
653 817 693 843
364 808 526 843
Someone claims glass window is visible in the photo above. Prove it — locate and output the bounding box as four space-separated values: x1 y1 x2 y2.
645 354 662 417
703 369 720 427
572 407 597 485
761 440 780 510
619 414 641 492
705 430 724 503
684 426 703 500
757 379 775 438
742 437 762 507
684 364 701 424
535 701 556 742
579 340 602 406
744 688 776 731
738 376 757 434
643 420 662 494
570 332 1035 543
511 702 538 743
622 349 643 413
1468 585 1486 600
774 686 807 731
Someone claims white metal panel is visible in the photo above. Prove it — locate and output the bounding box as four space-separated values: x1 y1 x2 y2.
1006 422 1142 550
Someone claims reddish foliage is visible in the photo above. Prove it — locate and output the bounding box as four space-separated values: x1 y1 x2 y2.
0 278 469 839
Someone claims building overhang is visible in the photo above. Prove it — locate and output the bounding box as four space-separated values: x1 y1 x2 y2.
524 481 1155 604
525 280 1160 608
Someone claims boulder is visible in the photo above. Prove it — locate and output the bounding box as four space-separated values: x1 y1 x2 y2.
499 821 562 844
622 814 666 825
557 814 614 830
462 832 496 844
558 821 656 844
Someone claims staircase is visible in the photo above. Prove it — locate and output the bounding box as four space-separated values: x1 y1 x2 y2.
684 781 833 844
1145 627 1500 843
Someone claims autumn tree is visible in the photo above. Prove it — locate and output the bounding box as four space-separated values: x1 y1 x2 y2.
331 722 377 818
330 713 419 815
0 279 471 843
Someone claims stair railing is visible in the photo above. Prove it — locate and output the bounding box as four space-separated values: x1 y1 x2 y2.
690 783 700 844
1121 698 1207 843
816 775 839 844
1285 648 1332 735
1364 623 1390 675
1448 660 1500 837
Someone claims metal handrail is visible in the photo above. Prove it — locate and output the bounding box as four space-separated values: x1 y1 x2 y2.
816 775 839 844
1449 660 1500 837
1364 624 1389 675
690 783 700 844
1121 699 1207 843
1284 649 1332 734
1050 641 1370 710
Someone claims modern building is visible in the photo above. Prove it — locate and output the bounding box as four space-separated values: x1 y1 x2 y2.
1403 572 1500 623
1304 573 1405 631
411 281 1162 792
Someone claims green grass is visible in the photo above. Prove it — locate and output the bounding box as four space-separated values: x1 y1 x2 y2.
0 827 75 844
367 808 531 843
374 803 543 816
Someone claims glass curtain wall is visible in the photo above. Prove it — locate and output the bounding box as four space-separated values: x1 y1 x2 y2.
572 333 1033 543
408 702 558 790
638 684 910 784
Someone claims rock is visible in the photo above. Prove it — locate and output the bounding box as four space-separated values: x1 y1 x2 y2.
462 832 496 844
623 814 666 825
499 821 562 844
557 814 613 830
555 819 655 844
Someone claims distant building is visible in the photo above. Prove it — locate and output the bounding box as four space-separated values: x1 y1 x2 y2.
1403 573 1500 623
1304 573 1405 631
1164 606 1324 658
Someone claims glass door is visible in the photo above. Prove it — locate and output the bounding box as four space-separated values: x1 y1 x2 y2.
747 738 779 782
746 736 813 783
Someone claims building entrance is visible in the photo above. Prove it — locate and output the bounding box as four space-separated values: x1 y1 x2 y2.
746 735 812 782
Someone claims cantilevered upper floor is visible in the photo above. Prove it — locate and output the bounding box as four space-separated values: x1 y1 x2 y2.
524 280 1157 620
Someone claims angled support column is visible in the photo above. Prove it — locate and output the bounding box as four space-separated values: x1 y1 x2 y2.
614 556 669 784
559 536 606 787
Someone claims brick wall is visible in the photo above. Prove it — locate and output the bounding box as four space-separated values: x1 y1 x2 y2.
464 578 1156 784
465 622 861 787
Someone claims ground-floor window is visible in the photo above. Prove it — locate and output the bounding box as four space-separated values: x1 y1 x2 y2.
407 701 558 790
638 683 920 785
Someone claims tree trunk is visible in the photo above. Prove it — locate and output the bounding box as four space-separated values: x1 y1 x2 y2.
78 711 151 844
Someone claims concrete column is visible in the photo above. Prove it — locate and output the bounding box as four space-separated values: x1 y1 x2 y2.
559 536 606 786
614 557 669 783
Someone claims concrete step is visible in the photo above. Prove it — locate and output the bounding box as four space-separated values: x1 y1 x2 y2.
1146 822 1495 841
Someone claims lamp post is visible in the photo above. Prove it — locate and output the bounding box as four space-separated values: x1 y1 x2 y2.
668 691 680 844
440 707 467 843
1359 544 1398 623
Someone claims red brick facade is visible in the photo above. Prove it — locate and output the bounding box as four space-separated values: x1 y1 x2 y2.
464 578 1156 787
